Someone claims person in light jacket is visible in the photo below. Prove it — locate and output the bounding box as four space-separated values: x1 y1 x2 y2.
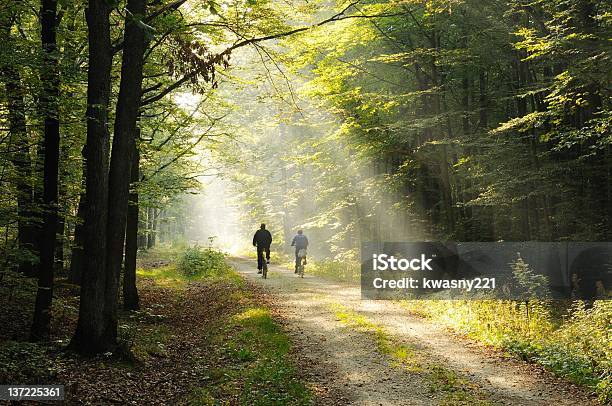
291 230 309 273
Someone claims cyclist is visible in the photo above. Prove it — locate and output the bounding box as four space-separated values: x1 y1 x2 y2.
291 230 309 274
253 223 272 274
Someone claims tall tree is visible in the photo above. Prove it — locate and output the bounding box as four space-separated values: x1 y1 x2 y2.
103 0 147 342
30 0 61 341
123 141 140 310
71 0 113 354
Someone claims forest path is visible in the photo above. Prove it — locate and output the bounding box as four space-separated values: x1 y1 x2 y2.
229 257 597 406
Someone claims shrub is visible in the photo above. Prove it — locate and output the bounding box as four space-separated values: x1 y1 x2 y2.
177 246 230 278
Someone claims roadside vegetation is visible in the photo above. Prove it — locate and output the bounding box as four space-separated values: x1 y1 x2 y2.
307 260 361 284
401 299 612 403
301 259 611 403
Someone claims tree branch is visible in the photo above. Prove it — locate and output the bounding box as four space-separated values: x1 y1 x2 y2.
140 73 194 106
141 1 404 107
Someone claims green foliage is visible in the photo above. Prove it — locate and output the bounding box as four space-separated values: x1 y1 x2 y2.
402 299 612 402
308 259 361 283
231 308 311 405
0 341 57 384
177 246 231 278
510 255 551 299
119 324 171 361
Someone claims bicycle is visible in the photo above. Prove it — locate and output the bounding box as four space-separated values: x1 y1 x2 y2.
296 249 307 278
262 257 268 279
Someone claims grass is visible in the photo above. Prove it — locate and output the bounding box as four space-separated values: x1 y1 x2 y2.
330 303 420 372
134 247 311 404
141 247 312 405
137 264 188 289
330 303 491 405
118 322 172 361
136 263 243 289
304 259 361 283
137 245 243 289
133 245 312 404
193 307 311 405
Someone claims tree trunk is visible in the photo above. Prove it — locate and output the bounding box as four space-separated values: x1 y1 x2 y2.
55 209 64 272
147 207 154 249
31 0 61 342
478 70 488 129
55 133 71 273
138 206 147 249
1 65 36 277
71 0 112 354
69 192 85 284
123 143 140 310
69 149 87 285
103 0 147 342
152 209 158 247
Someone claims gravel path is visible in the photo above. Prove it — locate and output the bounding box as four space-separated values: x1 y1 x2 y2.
229 257 597 406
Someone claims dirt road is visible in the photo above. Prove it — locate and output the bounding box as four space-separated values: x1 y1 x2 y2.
229 257 597 406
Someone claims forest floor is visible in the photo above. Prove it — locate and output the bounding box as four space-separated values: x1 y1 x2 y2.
229 257 600 406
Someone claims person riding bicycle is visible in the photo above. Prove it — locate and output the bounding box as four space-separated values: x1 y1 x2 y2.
253 223 272 274
291 230 309 274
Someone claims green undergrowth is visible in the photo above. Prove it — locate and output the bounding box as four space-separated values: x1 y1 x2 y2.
0 340 59 384
400 299 611 403
190 306 311 405
157 248 312 405
137 246 242 289
177 246 232 278
118 320 173 362
304 260 361 283
137 242 187 263
135 246 311 404
0 270 77 384
137 264 188 289
330 303 491 405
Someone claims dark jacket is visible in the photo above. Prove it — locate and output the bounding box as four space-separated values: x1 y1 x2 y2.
253 229 272 248
291 234 309 250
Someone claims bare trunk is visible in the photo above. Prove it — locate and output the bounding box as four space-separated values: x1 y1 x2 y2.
103 0 147 341
71 0 112 354
123 141 140 310
55 210 64 272
69 150 87 285
31 0 61 342
147 207 154 249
